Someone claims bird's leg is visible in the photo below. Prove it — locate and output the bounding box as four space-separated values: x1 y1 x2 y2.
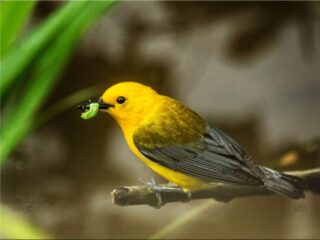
139 178 193 207
185 191 192 202
143 178 164 208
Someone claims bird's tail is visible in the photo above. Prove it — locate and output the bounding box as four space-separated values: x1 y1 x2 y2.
260 167 305 199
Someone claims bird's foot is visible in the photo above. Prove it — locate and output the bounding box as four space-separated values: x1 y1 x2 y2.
141 178 165 208
185 191 192 202
139 178 192 208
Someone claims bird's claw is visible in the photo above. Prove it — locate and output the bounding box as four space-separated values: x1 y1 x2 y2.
139 178 192 208
186 191 192 201
141 178 164 208
149 178 163 208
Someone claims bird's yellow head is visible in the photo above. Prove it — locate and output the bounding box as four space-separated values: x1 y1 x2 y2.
100 82 160 130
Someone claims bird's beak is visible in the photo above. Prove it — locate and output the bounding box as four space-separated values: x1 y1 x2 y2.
77 99 114 112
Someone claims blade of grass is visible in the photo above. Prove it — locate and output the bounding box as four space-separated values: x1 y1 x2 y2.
0 204 49 239
0 1 88 97
148 200 214 239
0 0 36 60
0 1 118 164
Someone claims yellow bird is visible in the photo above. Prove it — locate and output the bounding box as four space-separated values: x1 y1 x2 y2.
79 82 304 199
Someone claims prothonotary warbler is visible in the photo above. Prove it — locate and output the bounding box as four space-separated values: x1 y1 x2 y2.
78 82 305 199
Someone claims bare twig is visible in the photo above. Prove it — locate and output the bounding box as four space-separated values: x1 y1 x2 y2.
111 168 320 208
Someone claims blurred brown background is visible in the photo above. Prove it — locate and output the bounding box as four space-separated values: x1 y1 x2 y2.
1 2 320 239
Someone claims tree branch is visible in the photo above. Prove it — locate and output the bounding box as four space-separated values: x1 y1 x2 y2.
111 168 320 208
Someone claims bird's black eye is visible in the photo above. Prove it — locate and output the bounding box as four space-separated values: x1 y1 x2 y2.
116 96 126 104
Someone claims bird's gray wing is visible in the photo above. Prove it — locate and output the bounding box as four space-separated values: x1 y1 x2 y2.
134 126 263 186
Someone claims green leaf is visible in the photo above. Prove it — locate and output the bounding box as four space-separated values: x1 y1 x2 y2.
0 1 118 164
0 1 87 97
0 0 36 59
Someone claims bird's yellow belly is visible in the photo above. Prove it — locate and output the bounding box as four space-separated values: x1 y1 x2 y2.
142 157 209 191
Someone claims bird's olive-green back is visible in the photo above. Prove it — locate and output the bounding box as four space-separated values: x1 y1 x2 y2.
133 96 207 149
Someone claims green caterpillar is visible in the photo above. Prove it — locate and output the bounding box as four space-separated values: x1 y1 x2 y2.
81 103 99 120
